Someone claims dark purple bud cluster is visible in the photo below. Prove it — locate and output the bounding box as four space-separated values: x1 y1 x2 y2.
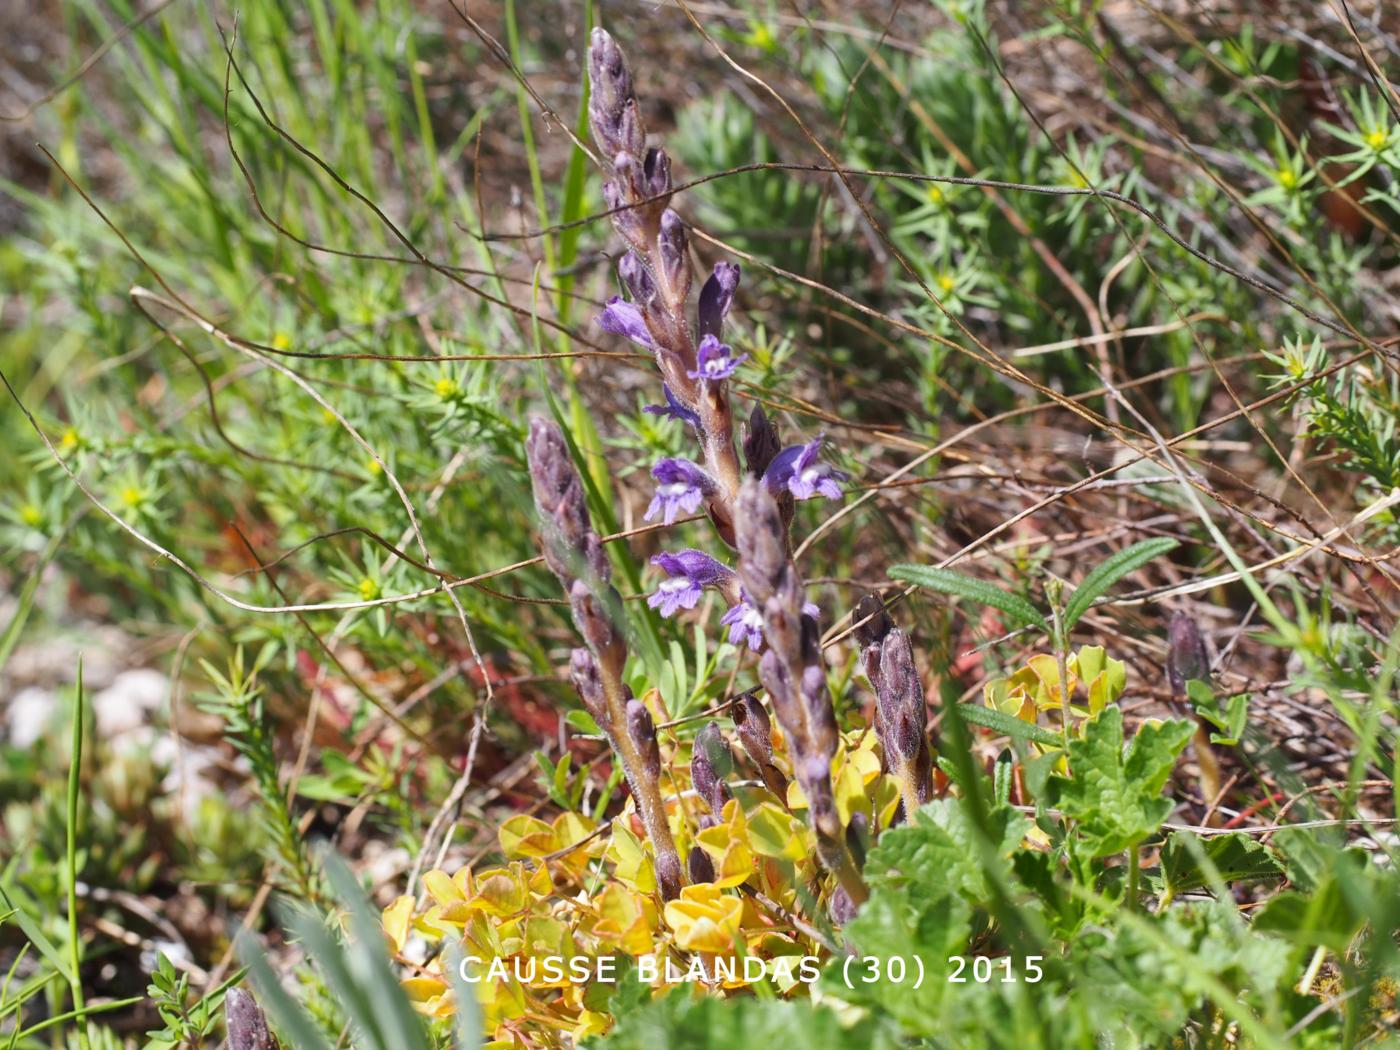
588 27 844 589
734 479 865 907
690 721 732 822
569 647 609 733
526 417 682 900
626 697 662 782
742 404 782 478
732 692 788 797
687 844 716 884
225 989 275 1050
1167 611 1211 698
527 420 625 679
856 594 934 819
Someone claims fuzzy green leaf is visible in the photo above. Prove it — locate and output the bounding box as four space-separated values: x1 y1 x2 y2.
955 703 1063 747
1155 831 1284 898
1050 707 1194 857
1062 537 1179 633
889 564 1047 631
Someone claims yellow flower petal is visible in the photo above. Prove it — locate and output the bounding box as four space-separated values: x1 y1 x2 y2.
381 894 414 952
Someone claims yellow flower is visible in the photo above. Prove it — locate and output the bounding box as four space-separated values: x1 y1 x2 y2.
926 185 944 205
59 427 80 452
1366 127 1389 150
382 894 414 952
937 273 957 294
434 376 461 400
19 504 42 527
118 485 146 511
592 882 657 955
695 798 756 888
271 331 292 351
1276 166 1297 189
402 973 452 1017
356 577 380 602
574 1010 611 1041
663 883 743 953
605 822 656 894
786 734 896 827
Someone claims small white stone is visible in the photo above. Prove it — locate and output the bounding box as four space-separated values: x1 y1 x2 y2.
7 686 55 749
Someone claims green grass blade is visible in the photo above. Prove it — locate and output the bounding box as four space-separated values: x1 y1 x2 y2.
68 657 89 1050
0 889 71 984
238 929 336 1050
447 947 484 1050
0 527 63 677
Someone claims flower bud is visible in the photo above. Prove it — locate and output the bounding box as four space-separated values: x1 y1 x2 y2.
569 648 609 731
757 647 800 740
732 693 773 767
654 848 683 901
626 696 661 782
853 593 894 651
828 885 858 925
735 479 789 602
657 210 691 305
615 99 646 163
618 251 657 310
876 629 924 760
742 405 781 478
687 844 716 884
642 147 672 202
569 580 625 678
846 812 868 869
733 692 787 798
1167 611 1210 697
690 721 729 815
587 29 637 160
603 179 646 246
527 418 599 583
225 988 274 1050
697 261 741 340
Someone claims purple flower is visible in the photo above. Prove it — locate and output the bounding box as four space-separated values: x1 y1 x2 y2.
762 436 846 501
697 262 741 340
597 296 655 350
687 334 747 383
643 384 701 429
646 458 716 525
648 549 735 618
721 590 820 651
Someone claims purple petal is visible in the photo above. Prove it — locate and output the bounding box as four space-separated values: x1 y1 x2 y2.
645 458 713 525
643 384 702 429
721 594 820 651
597 296 655 350
687 334 747 382
697 262 741 340
720 598 765 651
648 548 734 618
761 436 846 502
647 576 703 618
651 549 734 588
